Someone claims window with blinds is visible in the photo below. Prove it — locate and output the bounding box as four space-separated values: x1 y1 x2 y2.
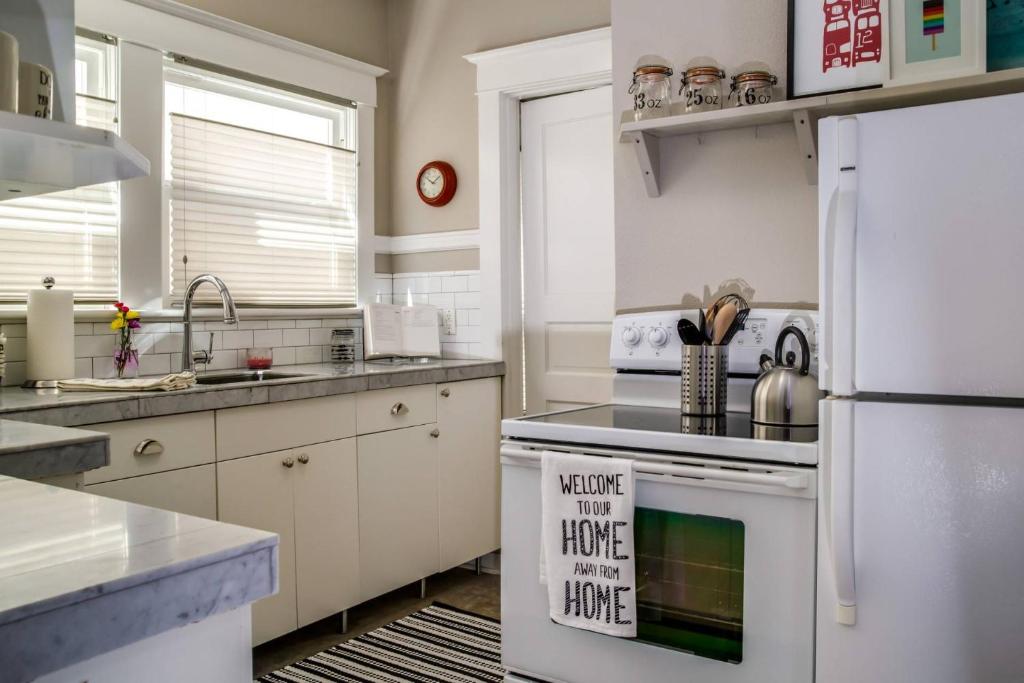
0 34 119 303
166 68 358 306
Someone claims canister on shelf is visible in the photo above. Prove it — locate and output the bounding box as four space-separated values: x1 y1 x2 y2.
628 56 673 121
679 58 726 114
729 64 778 108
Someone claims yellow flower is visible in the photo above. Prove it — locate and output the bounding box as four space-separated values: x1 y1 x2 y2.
126 310 140 320
110 316 125 330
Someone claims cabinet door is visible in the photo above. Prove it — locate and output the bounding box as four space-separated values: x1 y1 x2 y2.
294 438 360 627
218 451 297 645
437 378 501 570
357 425 439 600
85 465 216 519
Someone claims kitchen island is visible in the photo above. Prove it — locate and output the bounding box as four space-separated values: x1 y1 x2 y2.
0 475 277 683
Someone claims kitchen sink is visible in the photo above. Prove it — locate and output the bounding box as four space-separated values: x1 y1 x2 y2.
195 371 312 385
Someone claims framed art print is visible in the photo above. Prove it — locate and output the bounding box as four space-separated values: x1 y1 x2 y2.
788 0 891 97
988 0 1024 71
891 0 986 83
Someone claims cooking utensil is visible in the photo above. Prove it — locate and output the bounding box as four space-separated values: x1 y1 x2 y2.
720 309 749 345
712 302 737 344
677 319 705 345
751 326 824 427
697 308 708 344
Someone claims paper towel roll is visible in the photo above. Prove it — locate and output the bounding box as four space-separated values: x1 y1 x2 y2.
0 31 17 114
27 278 75 382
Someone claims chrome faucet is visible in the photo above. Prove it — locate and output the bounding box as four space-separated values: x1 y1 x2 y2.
181 274 238 373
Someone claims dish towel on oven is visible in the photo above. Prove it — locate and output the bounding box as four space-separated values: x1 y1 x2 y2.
540 450 637 638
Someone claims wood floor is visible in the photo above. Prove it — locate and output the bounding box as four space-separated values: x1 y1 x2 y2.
252 567 500 679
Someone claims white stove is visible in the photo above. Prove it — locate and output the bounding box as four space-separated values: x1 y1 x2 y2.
500 309 820 683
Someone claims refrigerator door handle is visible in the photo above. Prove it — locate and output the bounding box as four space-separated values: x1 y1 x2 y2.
824 398 857 625
824 117 859 396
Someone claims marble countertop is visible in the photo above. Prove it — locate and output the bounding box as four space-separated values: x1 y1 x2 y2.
0 475 277 682
0 420 109 479
0 359 505 427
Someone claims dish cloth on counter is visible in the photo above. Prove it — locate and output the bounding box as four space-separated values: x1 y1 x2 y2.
57 372 197 392
540 450 637 638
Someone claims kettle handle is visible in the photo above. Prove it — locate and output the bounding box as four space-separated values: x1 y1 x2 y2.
775 326 811 376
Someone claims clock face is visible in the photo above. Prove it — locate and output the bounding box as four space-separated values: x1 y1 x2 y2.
419 166 444 199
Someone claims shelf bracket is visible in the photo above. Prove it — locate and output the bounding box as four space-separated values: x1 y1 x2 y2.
793 109 818 185
630 131 661 198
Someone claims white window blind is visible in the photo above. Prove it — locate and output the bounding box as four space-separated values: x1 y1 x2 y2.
0 96 119 303
169 114 357 306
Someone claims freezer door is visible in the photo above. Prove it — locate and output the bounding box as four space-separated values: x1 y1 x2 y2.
818 93 1024 398
817 398 1024 682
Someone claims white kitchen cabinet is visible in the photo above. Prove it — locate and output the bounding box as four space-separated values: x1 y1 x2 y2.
216 395 355 461
217 450 298 645
357 424 439 600
356 384 436 434
293 439 360 628
85 465 216 519
437 378 501 570
83 412 215 484
218 437 359 644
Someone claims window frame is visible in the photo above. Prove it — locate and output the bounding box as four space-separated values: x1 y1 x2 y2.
64 0 382 317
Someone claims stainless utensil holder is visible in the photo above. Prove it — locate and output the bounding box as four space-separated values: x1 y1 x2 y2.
681 345 728 416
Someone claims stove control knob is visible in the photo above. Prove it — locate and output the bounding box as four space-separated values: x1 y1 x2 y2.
621 326 642 347
647 326 669 348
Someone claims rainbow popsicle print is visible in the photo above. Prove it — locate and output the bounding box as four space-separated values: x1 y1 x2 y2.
922 0 944 51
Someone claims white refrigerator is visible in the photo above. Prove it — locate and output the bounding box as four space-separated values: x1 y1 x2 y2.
817 93 1024 682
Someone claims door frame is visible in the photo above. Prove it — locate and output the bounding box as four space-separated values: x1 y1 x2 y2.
465 27 612 416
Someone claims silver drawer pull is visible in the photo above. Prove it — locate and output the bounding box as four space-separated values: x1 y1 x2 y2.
390 402 408 416
282 457 295 468
133 439 164 457
440 388 451 398
430 428 440 438
297 453 310 464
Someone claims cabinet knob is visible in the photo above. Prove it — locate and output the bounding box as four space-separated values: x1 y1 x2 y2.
390 402 408 416
133 439 164 457
440 388 451 398
297 453 310 464
282 457 295 468
430 428 440 438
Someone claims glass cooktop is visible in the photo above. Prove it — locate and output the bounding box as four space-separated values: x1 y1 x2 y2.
516 404 818 444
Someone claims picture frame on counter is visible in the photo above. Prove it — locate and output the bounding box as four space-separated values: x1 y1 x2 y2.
890 0 986 84
987 0 1024 71
788 0 891 97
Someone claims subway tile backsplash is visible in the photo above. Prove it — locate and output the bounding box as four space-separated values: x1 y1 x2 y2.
0 270 483 385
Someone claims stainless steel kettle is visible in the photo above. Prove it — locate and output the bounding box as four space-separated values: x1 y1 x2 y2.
751 326 824 427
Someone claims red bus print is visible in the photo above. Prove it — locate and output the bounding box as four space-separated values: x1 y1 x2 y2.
822 0 882 73
823 0 853 73
852 10 883 65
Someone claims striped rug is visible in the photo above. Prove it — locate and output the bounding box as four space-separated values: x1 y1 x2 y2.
258 604 505 683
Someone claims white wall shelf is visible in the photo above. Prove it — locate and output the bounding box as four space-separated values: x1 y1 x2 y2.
0 111 150 200
621 67 1024 195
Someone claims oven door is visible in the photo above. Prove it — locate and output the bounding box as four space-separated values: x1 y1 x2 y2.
500 441 816 683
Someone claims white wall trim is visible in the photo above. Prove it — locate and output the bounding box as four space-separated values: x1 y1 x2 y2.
375 230 480 255
465 28 612 416
465 27 611 95
76 0 386 105
122 0 387 78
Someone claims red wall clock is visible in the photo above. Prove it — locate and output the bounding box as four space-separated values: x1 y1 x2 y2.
416 161 457 207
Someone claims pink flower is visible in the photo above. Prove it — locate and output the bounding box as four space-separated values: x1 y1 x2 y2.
128 319 141 329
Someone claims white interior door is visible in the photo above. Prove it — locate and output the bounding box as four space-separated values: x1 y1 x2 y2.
521 86 615 415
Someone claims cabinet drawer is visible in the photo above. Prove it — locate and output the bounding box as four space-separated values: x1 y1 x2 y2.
356 385 436 435
216 394 356 461
85 465 217 519
83 413 215 485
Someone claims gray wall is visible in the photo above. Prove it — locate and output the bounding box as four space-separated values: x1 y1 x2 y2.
612 0 818 312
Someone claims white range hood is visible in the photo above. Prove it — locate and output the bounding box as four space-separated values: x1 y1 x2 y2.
0 110 150 199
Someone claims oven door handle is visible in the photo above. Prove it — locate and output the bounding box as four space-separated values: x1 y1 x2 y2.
500 445 810 491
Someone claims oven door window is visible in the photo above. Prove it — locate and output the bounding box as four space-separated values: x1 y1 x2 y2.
634 507 745 663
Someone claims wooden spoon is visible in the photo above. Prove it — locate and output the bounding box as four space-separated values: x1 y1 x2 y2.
712 302 737 345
